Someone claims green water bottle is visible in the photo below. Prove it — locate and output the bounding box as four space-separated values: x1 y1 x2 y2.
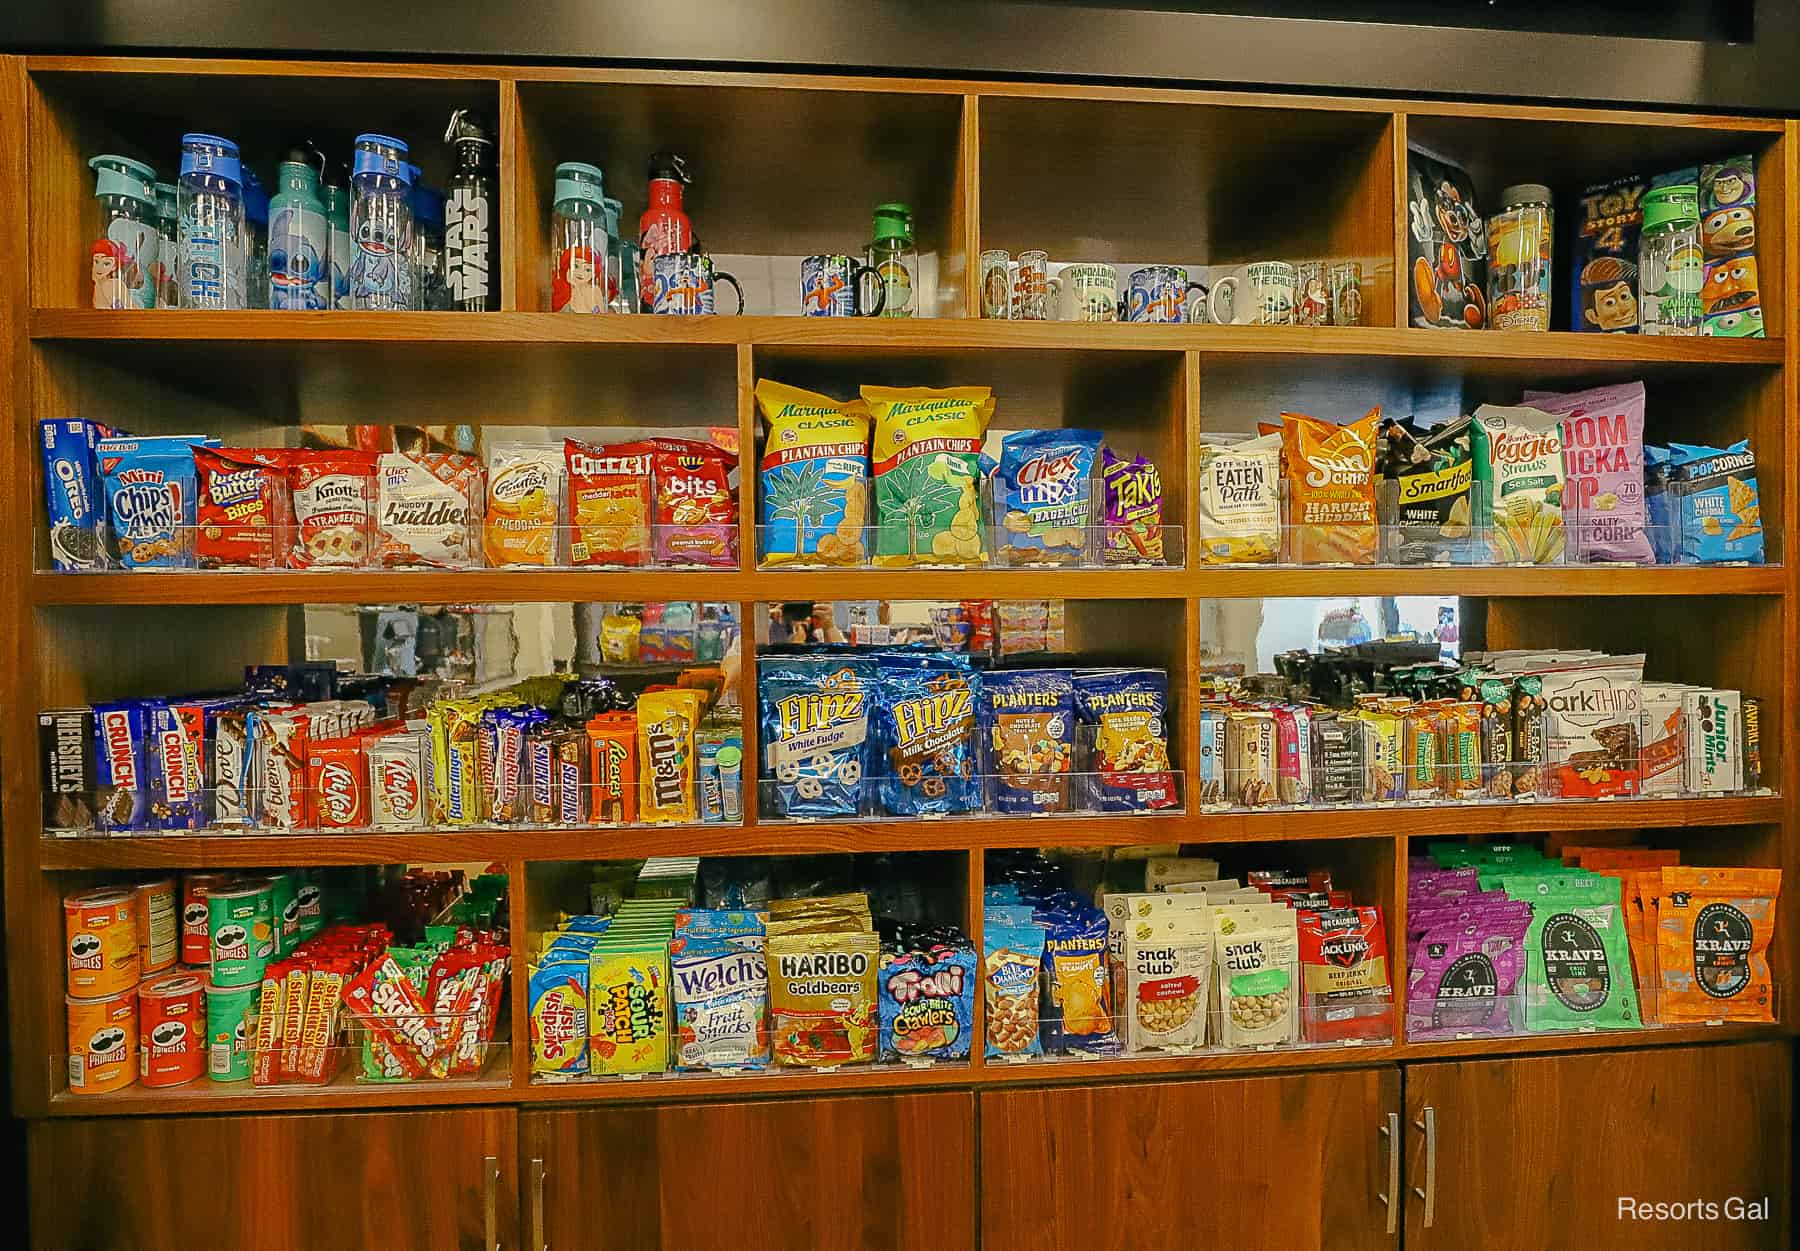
868 202 917 318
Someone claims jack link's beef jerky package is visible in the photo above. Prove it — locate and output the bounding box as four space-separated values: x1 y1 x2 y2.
1525 381 1653 564
1195 433 1280 564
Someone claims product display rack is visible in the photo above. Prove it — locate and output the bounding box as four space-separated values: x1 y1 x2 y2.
4 55 1795 1251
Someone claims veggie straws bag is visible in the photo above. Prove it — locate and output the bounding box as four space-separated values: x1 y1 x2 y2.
863 385 994 567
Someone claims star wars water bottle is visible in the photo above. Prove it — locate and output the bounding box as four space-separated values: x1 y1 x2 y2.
349 134 414 311
86 154 159 310
177 133 246 309
443 110 498 311
267 151 330 310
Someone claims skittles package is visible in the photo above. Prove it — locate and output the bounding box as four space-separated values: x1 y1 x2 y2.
98 434 216 569
1074 668 1177 813
1669 439 1763 564
760 655 876 818
875 652 981 816
864 384 993 567
755 379 872 566
991 428 1102 566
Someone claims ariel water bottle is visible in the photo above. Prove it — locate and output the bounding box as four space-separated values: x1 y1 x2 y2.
177 133 246 309
241 165 270 309
637 152 692 311
443 109 498 311
267 152 330 310
551 162 609 314
86 154 158 310
152 181 180 308
348 134 414 311
322 162 352 310
603 195 630 313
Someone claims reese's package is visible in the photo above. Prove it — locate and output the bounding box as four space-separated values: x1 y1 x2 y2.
755 379 871 566
1277 408 1379 564
864 384 994 566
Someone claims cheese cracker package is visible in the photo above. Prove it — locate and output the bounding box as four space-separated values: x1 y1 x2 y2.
484 443 564 567
1277 408 1379 565
1196 432 1280 563
755 380 871 566
863 384 994 566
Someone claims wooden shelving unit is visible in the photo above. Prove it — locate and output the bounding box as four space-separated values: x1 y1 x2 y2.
4 52 1795 1251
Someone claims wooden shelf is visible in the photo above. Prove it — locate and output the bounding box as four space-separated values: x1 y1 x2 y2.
45 1069 517 1116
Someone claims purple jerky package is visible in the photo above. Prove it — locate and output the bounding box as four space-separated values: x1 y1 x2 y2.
1405 920 1528 1039
1524 382 1653 564
1099 448 1164 565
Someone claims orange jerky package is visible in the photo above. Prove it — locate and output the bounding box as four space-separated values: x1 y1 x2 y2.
566 439 653 567
1656 866 1781 1024
1279 407 1380 564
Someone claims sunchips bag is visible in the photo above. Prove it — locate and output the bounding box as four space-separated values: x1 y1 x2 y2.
1195 432 1281 563
1277 408 1379 564
1656 866 1780 1023
1471 403 1565 564
1509 874 1642 1032
864 385 994 566
755 380 872 566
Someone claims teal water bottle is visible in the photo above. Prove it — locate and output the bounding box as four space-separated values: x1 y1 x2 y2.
152 181 180 309
87 154 159 310
323 170 352 310
268 152 330 310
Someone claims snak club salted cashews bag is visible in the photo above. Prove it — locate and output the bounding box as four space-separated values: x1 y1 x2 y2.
1276 408 1380 565
863 384 994 566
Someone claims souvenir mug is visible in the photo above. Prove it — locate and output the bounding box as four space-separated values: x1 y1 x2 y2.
1052 263 1120 322
1293 261 1330 326
1126 265 1205 323
800 253 886 316
1328 261 1365 326
651 251 744 315
980 249 1012 319
1208 260 1296 326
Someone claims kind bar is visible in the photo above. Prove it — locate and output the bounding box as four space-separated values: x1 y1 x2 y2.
195 446 290 569
1308 714 1366 804
1381 416 1473 564
1657 866 1780 1023
483 443 564 567
864 384 993 567
756 379 872 566
1509 673 1546 798
1668 439 1763 565
768 928 878 1067
1195 433 1279 564
1100 448 1164 564
1299 906 1392 1043
41 417 110 570
566 438 653 567
651 437 736 567
1471 404 1565 564
1682 687 1742 794
992 428 1102 566
1279 408 1379 565
981 669 1076 815
1639 682 1687 796
40 708 96 831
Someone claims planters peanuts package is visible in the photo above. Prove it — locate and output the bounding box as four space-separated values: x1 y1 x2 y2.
1669 439 1763 564
981 669 1076 814
1699 155 1764 339
40 418 112 570
879 944 976 1062
1571 175 1647 333
991 428 1102 566
760 655 876 818
875 652 981 816
98 434 217 568
1405 147 1488 329
1074 669 1177 812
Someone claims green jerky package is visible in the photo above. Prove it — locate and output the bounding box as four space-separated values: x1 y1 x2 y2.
1508 874 1642 1032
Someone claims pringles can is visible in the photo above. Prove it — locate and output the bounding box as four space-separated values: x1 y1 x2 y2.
206 979 257 1082
67 988 137 1094
139 972 206 1087
206 880 274 986
64 886 140 997
181 872 231 965
134 877 179 974
267 871 301 958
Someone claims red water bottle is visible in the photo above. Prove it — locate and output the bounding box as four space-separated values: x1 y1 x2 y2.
637 152 692 311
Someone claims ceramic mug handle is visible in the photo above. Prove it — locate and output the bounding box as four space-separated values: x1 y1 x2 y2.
1208 274 1241 325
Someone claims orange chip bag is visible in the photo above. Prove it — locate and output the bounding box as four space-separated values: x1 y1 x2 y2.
566 438 653 567
484 443 564 567
1655 866 1781 1024
1279 407 1380 564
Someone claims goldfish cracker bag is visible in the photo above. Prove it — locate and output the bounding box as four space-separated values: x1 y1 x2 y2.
755 379 872 566
863 384 994 566
1279 408 1380 564
637 689 703 823
1656 866 1780 1023
484 443 564 567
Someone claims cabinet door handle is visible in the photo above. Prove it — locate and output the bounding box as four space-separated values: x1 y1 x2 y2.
1377 1112 1400 1234
531 1156 547 1251
483 1155 500 1251
1413 1105 1438 1229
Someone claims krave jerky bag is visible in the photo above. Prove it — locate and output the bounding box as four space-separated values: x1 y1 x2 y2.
1471 404 1565 564
1669 439 1762 565
863 384 994 567
1405 919 1527 1039
1380 416 1473 564
1279 408 1379 565
1657 866 1780 1023
1526 381 1653 564
1195 432 1280 563
755 379 872 566
1510 874 1642 1032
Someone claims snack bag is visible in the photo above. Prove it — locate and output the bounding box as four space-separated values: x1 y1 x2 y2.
484 443 564 567
768 928 878 1066
1074 668 1177 813
991 428 1102 565
1380 416 1473 564
983 914 1044 1059
760 656 876 818
1100 448 1164 564
879 945 976 1062
876 652 981 816
1526 381 1652 564
755 379 871 566
289 450 377 568
671 932 769 1070
1656 866 1780 1023
1513 875 1642 1032
528 960 589 1075
1404 919 1527 1039
1195 433 1280 563
98 434 213 569
1297 906 1392 1042
565 438 653 567
863 384 994 567
1470 404 1565 564
1668 439 1762 564
376 451 484 568
589 940 670 1074
980 669 1076 815
651 436 736 567
1038 905 1117 1056
1644 444 1676 564
41 417 112 570
1214 906 1300 1047
637 689 703 823
194 446 291 569
1117 899 1211 1052
1278 408 1379 564
1535 655 1644 798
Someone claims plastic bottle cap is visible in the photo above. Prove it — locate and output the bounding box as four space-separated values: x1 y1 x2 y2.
602 195 622 235
352 134 412 184
1642 183 1700 232
179 134 242 187
88 154 157 206
648 152 691 183
241 166 268 226
554 161 607 207
1498 183 1552 209
872 201 914 243
413 185 446 232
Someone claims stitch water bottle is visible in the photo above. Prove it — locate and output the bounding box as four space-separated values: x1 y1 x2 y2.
177 133 246 309
267 151 330 310
322 160 352 310
241 165 270 309
152 181 180 309
637 152 692 311
443 109 498 311
86 154 158 310
348 134 414 311
550 162 609 314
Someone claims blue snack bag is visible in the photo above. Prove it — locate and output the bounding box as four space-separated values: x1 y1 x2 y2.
880 945 976 1062
980 668 1075 814
983 914 1045 1059
1669 439 1763 564
97 434 214 569
1039 903 1120 1055
1643 444 1676 565
760 655 876 817
875 651 981 816
1073 668 1179 812
40 418 113 570
92 699 154 830
991 428 1103 566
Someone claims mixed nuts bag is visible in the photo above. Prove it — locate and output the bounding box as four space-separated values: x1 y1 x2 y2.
864 384 994 566
1278 408 1380 564
1656 866 1780 1023
1195 432 1281 563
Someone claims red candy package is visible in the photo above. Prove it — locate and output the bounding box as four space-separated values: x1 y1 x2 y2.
566 438 654 567
341 954 442 1080
289 450 377 568
195 446 291 569
651 437 737 567
1297 906 1392 1043
306 735 369 829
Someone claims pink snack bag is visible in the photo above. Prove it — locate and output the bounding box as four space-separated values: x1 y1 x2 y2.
1524 381 1653 564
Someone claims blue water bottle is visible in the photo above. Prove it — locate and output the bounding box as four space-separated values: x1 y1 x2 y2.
349 134 414 310
241 165 269 309
268 150 330 310
322 160 352 310
86 154 159 310
177 133 246 309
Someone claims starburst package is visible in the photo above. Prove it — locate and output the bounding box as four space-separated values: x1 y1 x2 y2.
863 384 994 567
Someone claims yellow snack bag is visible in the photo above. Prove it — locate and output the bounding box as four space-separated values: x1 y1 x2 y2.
862 384 995 567
1279 408 1380 565
755 379 872 566
637 689 703 823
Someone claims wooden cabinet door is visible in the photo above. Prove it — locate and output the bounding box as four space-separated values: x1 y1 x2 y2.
522 1092 975 1251
1405 1041 1791 1251
981 1067 1403 1251
29 1107 518 1251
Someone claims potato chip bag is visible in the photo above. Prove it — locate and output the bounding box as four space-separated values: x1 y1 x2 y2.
565 438 653 567
863 384 994 566
755 379 871 566
1278 408 1379 564
992 428 1102 565
1471 403 1566 564
1196 432 1280 563
1656 866 1780 1023
484 443 564 567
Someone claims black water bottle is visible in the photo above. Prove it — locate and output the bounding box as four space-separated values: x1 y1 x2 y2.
443 109 498 311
